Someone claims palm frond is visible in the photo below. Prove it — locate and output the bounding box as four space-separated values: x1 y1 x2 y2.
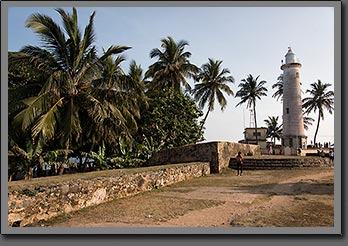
13 93 56 131
99 45 131 61
25 12 70 68
32 97 64 140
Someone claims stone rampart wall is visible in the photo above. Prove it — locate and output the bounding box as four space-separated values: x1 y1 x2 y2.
8 162 210 227
145 141 260 173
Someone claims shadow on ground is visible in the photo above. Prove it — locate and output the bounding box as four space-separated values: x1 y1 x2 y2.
232 182 333 196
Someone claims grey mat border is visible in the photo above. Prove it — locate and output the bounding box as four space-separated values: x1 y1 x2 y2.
1 0 343 239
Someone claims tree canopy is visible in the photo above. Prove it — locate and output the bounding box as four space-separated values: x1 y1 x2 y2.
137 89 204 153
145 36 199 94
192 58 234 132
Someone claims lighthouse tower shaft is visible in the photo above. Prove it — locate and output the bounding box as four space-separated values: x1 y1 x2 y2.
281 48 307 155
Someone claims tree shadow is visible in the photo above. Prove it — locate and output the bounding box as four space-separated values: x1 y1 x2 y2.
232 182 333 196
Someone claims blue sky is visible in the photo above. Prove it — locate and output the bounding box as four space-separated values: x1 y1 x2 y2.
7 5 335 145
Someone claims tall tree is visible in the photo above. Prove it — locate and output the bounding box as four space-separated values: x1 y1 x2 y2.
264 116 283 146
145 36 199 94
191 58 234 132
9 8 133 174
85 53 143 153
235 74 268 145
137 89 203 153
302 79 334 145
126 60 149 110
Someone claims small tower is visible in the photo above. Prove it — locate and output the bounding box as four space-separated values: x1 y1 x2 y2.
281 47 307 155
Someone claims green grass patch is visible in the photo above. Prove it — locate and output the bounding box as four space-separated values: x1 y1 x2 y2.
18 189 37 197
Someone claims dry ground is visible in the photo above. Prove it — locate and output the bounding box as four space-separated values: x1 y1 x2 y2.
29 168 334 228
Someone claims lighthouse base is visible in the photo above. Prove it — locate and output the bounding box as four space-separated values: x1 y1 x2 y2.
282 135 307 156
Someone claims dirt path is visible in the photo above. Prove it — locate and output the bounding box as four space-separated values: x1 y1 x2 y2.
38 168 334 227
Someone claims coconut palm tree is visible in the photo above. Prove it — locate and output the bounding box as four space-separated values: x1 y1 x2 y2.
145 36 199 94
9 8 133 174
235 74 268 145
85 53 142 151
191 58 234 132
116 60 149 149
126 60 148 108
264 116 283 145
302 79 334 145
272 74 283 101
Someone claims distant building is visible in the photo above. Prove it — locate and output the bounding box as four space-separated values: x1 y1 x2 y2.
239 127 268 153
280 47 307 155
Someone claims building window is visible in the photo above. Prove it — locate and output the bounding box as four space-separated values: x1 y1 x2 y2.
253 132 261 137
286 108 289 114
296 72 299 78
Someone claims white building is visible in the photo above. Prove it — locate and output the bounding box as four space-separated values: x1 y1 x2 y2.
281 47 307 155
239 127 269 154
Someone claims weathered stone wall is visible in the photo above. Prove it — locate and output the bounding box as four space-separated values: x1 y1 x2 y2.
216 142 260 172
8 162 210 227
145 142 214 165
145 141 260 173
229 157 334 170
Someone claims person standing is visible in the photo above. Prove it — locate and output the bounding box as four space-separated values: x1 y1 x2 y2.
329 150 334 162
236 151 244 176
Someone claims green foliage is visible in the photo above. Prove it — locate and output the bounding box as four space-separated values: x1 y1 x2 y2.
108 139 145 168
137 135 165 160
137 89 204 152
7 9 235 179
264 116 283 145
145 36 199 94
89 142 109 170
8 8 139 177
192 58 235 131
8 136 44 180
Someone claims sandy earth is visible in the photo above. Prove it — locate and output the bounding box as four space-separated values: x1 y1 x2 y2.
40 168 334 228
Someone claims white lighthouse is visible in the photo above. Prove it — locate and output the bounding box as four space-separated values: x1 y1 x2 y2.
281 47 307 155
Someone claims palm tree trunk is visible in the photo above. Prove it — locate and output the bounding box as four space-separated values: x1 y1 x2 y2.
25 166 33 180
200 108 211 133
253 102 258 145
59 139 70 175
58 163 65 175
36 156 44 177
314 113 321 145
78 152 83 171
